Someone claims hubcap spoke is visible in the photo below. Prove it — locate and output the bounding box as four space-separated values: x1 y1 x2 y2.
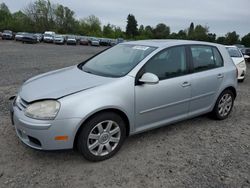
105 143 112 153
97 144 104 155
110 137 120 143
89 140 99 150
89 133 99 140
106 121 113 132
97 123 104 134
110 127 120 136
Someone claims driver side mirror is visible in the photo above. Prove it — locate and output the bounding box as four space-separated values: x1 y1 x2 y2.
139 73 159 85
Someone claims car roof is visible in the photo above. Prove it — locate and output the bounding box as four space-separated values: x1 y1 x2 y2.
123 39 222 48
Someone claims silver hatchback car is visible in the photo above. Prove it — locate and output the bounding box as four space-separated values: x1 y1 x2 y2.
10 40 237 161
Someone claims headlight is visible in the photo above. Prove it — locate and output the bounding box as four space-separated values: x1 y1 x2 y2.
25 100 60 120
238 61 246 68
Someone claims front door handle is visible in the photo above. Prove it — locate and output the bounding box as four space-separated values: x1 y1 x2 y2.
182 81 191 87
217 74 224 79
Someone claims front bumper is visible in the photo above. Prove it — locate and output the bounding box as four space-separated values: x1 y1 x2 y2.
10 98 81 150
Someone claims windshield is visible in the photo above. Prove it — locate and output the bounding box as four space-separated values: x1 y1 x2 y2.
226 47 242 58
81 44 156 77
44 34 52 37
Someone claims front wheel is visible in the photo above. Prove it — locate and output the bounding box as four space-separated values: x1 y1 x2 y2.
77 112 126 161
212 90 235 120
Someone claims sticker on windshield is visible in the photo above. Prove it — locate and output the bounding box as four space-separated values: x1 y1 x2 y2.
132 46 150 51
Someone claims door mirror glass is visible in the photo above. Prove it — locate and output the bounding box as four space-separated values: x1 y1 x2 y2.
139 73 159 85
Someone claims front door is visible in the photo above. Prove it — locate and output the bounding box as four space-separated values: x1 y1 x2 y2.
135 46 192 132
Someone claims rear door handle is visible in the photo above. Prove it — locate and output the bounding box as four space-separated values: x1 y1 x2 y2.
182 81 191 87
217 74 224 79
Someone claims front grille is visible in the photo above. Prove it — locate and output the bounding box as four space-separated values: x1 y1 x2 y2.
15 96 29 111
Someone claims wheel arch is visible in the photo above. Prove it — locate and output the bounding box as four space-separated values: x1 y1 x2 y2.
223 86 237 99
212 85 237 111
73 108 130 149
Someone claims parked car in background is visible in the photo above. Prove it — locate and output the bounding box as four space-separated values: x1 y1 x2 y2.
91 38 100 46
2 30 14 40
15 32 27 41
35 33 43 42
43 31 55 43
22 33 38 44
242 48 250 62
66 35 77 45
234 44 245 49
110 39 117 46
43 34 54 43
54 35 65 45
117 38 124 44
79 37 89 45
10 40 237 161
99 38 110 46
0 32 2 38
226 46 247 82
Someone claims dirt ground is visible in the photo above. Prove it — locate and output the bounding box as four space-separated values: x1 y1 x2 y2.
0 40 250 188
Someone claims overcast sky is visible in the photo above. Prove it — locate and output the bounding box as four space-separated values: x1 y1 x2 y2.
1 0 249 37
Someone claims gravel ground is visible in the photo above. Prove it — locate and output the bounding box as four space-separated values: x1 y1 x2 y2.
0 40 250 188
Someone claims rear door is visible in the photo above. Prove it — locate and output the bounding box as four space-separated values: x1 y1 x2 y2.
188 45 224 116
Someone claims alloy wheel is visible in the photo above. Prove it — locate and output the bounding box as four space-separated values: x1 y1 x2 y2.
87 120 121 156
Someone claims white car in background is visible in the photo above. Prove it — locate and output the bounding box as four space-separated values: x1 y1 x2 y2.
226 46 247 82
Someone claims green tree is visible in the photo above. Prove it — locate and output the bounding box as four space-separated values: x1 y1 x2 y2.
188 22 194 39
241 33 250 47
54 5 77 33
103 23 114 38
207 33 216 42
113 26 124 38
177 30 187 39
24 0 55 32
0 3 12 30
144 25 153 38
192 25 209 41
0 2 10 13
224 31 239 45
216 36 226 44
126 14 138 38
153 23 170 39
11 11 31 32
79 15 102 36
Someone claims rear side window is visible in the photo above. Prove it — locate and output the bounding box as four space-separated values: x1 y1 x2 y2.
190 46 223 72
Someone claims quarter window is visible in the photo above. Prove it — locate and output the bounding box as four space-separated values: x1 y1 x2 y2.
144 46 188 80
190 46 223 72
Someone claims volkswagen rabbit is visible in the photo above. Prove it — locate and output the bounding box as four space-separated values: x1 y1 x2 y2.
10 40 237 161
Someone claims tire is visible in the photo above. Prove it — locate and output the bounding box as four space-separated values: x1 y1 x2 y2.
77 112 126 161
211 89 235 120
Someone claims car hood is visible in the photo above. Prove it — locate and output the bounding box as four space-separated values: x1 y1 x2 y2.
232 57 245 65
19 66 115 102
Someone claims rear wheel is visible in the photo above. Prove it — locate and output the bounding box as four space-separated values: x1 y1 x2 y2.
212 89 235 120
77 112 126 161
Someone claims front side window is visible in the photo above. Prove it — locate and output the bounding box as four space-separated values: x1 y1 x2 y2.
81 44 156 77
191 45 223 72
143 46 188 80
